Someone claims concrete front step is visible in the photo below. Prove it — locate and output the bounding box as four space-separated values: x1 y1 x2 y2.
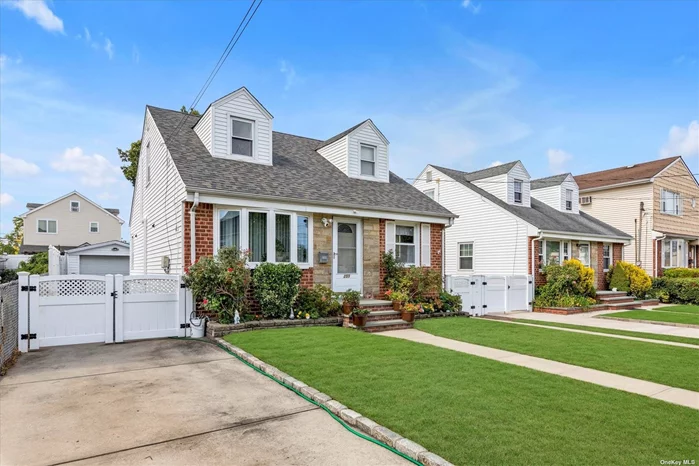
367 310 402 322
606 301 644 310
597 295 635 304
596 291 628 298
362 319 413 333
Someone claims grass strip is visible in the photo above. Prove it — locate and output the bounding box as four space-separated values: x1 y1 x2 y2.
652 305 699 315
602 310 699 326
225 327 698 466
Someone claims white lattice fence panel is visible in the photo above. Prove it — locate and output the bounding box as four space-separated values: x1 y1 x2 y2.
123 278 177 295
39 278 106 297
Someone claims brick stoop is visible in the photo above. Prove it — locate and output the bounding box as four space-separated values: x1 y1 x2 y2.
362 319 414 333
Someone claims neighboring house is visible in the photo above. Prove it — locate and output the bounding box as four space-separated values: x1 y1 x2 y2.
413 161 631 289
64 240 130 275
129 87 454 297
575 157 699 276
20 192 124 253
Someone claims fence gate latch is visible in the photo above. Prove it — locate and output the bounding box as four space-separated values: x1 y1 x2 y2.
20 333 37 340
470 305 476 309
110 291 118 298
180 323 191 329
482 282 488 286
21 285 37 292
482 305 488 309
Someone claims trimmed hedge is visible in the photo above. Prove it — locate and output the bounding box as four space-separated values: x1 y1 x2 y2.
663 268 699 278
652 277 699 305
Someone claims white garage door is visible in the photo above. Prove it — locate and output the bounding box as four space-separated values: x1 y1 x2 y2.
80 256 130 275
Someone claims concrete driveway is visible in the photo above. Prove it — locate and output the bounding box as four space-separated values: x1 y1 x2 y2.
0 339 406 466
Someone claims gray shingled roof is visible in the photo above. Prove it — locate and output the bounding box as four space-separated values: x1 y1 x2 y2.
26 203 43 210
316 120 369 150
531 174 569 190
105 208 120 216
148 106 453 218
432 161 518 182
433 165 631 239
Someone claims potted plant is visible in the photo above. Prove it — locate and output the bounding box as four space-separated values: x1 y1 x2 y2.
352 308 371 327
386 289 409 311
401 302 420 323
342 289 361 315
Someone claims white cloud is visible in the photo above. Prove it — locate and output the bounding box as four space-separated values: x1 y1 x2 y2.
0 193 15 207
84 27 91 43
280 60 297 91
51 147 122 187
659 121 699 160
104 38 114 60
461 0 481 14
0 153 41 176
547 148 573 174
2 0 64 33
489 160 504 167
98 192 118 201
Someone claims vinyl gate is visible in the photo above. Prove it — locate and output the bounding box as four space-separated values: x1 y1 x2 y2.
446 274 533 317
17 273 192 352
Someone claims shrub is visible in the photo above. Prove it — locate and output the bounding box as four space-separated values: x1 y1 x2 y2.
652 277 699 305
0 269 18 284
252 263 302 319
17 252 48 275
184 247 251 324
433 290 463 312
608 262 630 292
342 289 362 311
663 268 699 278
533 285 596 308
543 259 596 298
295 285 341 319
398 266 442 302
381 251 404 291
352 308 371 316
609 261 651 298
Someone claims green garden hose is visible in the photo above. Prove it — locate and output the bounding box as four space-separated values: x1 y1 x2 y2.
176 337 422 465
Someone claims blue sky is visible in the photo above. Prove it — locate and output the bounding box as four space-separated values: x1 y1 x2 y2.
1 0 697 238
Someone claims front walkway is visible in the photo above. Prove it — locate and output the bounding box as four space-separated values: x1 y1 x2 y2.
505 309 699 339
379 329 699 411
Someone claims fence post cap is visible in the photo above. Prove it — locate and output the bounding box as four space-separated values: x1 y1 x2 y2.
17 272 29 276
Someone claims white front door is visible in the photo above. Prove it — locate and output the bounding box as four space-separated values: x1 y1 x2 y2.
332 218 363 293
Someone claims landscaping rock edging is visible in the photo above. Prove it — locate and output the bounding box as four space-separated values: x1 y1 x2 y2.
206 317 342 338
215 338 454 466
414 311 471 320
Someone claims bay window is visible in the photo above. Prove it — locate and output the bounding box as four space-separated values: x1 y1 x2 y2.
275 214 291 262
248 212 268 262
297 216 309 263
219 210 241 249
395 225 416 265
663 239 684 268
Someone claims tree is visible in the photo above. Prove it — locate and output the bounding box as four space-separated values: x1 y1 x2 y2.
118 105 200 186
17 252 48 275
0 217 23 254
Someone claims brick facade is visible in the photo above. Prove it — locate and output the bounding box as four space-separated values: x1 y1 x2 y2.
363 218 381 298
312 214 332 286
183 201 214 268
528 237 546 286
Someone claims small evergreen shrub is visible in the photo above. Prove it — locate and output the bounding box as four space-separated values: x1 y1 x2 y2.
663 268 699 278
252 263 302 319
609 262 630 292
294 285 341 319
652 277 699 305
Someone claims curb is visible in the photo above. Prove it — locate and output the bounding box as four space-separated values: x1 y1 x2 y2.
215 338 454 466
596 316 699 329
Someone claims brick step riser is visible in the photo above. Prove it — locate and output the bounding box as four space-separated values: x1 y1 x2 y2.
361 306 396 312
597 297 634 304
363 323 413 333
367 314 402 322
595 293 628 299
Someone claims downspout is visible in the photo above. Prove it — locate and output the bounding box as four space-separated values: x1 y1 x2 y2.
189 192 200 266
654 233 666 278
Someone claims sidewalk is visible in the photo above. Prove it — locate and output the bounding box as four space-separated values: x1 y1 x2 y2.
379 329 699 411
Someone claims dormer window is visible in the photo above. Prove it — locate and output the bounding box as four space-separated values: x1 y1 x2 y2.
566 189 573 211
70 201 80 212
360 144 376 176
231 117 253 157
514 179 523 204
426 171 432 182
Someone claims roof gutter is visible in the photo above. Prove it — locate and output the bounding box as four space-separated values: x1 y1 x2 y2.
539 230 632 244
578 178 651 193
189 192 200 266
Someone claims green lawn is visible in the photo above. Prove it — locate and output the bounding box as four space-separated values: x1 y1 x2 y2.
512 318 699 346
653 305 699 315
414 318 699 391
602 310 699 326
225 327 698 465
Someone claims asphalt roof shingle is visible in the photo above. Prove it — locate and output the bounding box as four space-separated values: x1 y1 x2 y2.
531 174 570 190
574 157 680 190
432 165 631 239
148 106 453 218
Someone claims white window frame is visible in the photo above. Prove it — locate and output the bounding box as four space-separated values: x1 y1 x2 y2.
89 221 99 233
426 170 432 183
660 189 682 216
394 223 418 266
230 116 255 158
514 179 523 204
37 219 57 234
458 242 474 271
565 189 573 211
662 239 685 268
213 207 313 269
577 242 591 267
424 189 435 200
562 241 571 262
359 143 376 178
602 243 611 272
70 200 80 212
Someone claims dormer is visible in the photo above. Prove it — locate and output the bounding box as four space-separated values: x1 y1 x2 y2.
316 120 390 183
472 160 531 207
193 87 273 165
531 173 579 214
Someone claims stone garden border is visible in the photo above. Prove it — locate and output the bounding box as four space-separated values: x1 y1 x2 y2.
206 317 342 338
415 311 470 320
216 338 454 466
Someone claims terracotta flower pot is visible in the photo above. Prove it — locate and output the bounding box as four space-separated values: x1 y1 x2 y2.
353 314 367 327
392 301 403 311
401 311 415 323
343 302 352 315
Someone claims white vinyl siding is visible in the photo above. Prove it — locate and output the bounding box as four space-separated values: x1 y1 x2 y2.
414 167 531 276
473 173 508 202
211 89 273 165
530 185 559 209
193 106 213 153
560 176 579 213
130 108 188 274
317 136 349 174
347 123 389 182
507 162 531 207
531 175 580 214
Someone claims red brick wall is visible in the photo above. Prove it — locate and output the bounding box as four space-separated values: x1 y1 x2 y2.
528 237 546 286
183 201 214 268
301 268 314 289
379 219 386 296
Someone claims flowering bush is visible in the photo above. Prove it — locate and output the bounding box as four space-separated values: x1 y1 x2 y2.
609 261 651 298
535 259 596 308
385 289 409 303
295 285 341 319
398 266 443 302
252 263 302 319
183 247 251 323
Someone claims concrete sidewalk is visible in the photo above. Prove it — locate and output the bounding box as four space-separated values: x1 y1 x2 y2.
379 329 699 411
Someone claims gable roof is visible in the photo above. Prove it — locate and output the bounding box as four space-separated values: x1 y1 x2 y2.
20 191 124 224
574 157 680 191
315 119 389 150
432 161 518 182
147 106 454 219
531 174 570 190
432 165 631 240
195 87 274 126
65 240 130 255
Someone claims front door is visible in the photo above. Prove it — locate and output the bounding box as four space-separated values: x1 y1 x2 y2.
332 218 363 293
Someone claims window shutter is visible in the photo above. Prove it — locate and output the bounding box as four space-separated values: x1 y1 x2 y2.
385 221 395 253
421 224 431 267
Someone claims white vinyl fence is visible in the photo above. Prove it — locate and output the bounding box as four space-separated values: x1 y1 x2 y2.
446 274 533 316
17 272 193 352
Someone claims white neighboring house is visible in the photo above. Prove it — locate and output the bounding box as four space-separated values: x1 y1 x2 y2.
413 162 632 290
20 191 124 253
64 240 131 275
